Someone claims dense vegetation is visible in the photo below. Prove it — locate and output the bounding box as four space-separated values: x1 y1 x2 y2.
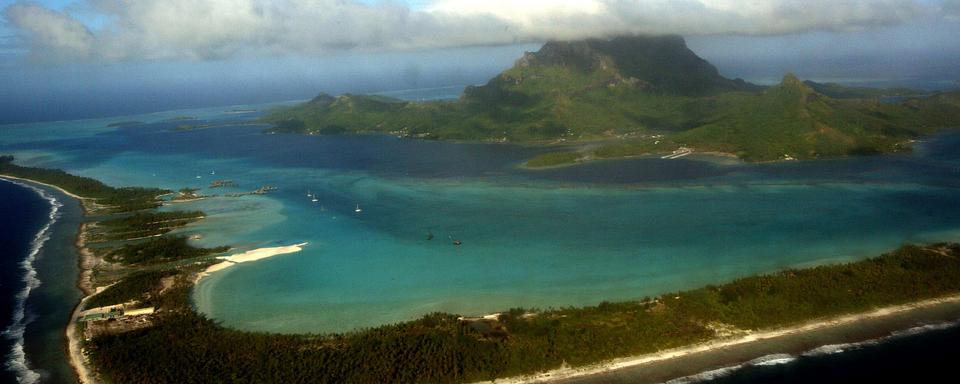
803 80 921 99
262 35 960 164
106 236 229 265
96 211 205 240
0 155 167 212
84 270 181 309
88 244 960 383
524 151 582 168
0 160 227 266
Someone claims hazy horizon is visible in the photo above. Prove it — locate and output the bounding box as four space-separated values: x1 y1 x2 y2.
2 0 960 124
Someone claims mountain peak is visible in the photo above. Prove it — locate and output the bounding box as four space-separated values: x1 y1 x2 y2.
493 34 753 96
775 73 818 97
517 35 690 72
516 40 601 71
780 73 803 87
308 93 336 105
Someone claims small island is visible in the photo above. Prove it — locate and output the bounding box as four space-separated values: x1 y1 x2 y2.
262 35 960 167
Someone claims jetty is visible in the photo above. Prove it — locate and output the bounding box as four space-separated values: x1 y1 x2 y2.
209 180 237 188
224 185 278 197
254 186 278 195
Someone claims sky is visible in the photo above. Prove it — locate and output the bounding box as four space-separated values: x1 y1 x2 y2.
1 0 959 123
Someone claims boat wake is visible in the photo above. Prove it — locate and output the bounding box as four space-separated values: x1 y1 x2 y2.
1 180 61 384
664 320 960 383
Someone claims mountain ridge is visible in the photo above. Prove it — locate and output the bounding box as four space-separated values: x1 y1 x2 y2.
471 35 758 97
262 34 960 165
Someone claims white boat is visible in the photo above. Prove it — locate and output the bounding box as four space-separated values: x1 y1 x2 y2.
355 204 362 213
311 197 319 202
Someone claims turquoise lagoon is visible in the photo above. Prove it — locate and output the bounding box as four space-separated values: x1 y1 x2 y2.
3 104 960 333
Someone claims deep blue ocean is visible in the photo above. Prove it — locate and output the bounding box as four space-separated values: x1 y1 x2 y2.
701 323 960 384
1 180 83 384
0 180 48 384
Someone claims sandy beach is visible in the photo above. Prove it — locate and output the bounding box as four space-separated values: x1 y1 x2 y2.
0 174 94 213
1 175 312 384
0 176 101 383
66 296 97 384
68 219 99 384
485 294 960 384
195 242 309 283
0 175 84 200
6 173 960 384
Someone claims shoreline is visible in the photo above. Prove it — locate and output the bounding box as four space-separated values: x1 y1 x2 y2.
0 174 99 384
0 174 85 201
4 174 960 383
0 175 99 384
194 242 309 284
485 294 960 384
1 175 310 384
66 223 98 384
520 150 743 171
0 174 94 214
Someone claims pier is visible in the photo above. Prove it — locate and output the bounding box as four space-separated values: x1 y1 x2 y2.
209 180 238 188
224 185 278 197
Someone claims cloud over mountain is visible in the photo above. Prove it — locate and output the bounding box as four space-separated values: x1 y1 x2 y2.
0 0 945 63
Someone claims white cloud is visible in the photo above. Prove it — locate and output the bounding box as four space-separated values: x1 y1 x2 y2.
0 0 941 63
428 0 924 36
4 3 96 60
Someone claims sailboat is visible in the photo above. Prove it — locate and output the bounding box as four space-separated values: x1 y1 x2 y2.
311 196 319 203
355 204 363 213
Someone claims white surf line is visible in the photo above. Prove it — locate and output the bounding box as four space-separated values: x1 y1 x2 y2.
480 294 960 384
667 320 960 384
0 178 62 384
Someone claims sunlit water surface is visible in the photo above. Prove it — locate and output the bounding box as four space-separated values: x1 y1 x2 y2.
3 104 960 333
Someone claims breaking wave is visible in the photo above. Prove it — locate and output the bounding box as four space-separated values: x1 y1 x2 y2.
663 320 960 383
1 180 61 384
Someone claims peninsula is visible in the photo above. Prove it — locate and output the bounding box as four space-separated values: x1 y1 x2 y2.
262 35 960 166
3 156 960 383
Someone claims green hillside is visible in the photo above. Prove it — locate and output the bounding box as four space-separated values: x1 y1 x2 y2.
675 75 943 161
262 35 960 166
